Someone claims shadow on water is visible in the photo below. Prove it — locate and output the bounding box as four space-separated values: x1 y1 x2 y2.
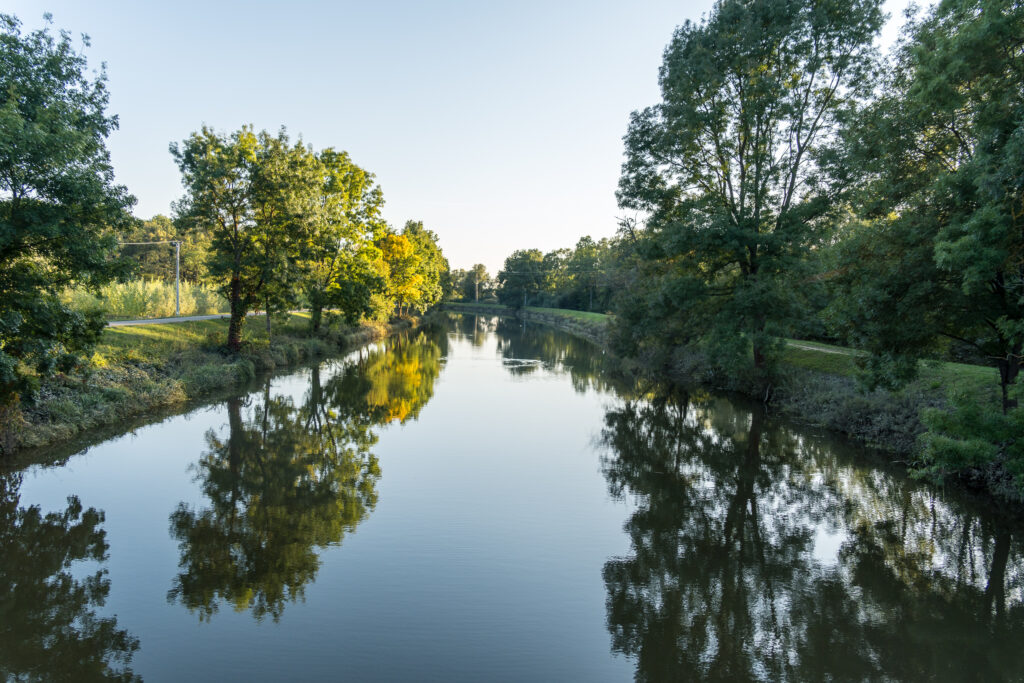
0 471 141 682
167 329 446 622
601 394 1024 682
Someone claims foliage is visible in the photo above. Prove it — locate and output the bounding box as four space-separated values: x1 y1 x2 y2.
918 394 1024 496
63 279 228 319
0 14 135 407
171 126 320 350
495 238 618 311
497 249 545 307
826 0 1024 412
121 214 212 284
614 0 884 379
401 221 449 313
302 149 386 330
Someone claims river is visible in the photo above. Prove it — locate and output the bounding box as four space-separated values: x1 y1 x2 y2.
2 313 1022 681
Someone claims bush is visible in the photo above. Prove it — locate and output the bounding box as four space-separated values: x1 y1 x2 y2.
62 280 228 319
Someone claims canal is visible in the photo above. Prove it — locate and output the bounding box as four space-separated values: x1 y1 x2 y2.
2 314 1022 681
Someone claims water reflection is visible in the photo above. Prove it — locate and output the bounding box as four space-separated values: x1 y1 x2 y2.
450 313 496 347
168 330 444 622
601 396 1024 681
0 471 140 682
494 317 620 394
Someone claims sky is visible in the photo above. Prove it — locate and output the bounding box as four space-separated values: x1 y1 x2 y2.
10 0 916 273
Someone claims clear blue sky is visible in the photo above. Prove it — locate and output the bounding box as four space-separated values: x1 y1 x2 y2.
10 0 914 273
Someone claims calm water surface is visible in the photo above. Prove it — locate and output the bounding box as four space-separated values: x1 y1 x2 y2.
2 314 1024 681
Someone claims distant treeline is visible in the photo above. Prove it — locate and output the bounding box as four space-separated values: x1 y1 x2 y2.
493 0 1024 496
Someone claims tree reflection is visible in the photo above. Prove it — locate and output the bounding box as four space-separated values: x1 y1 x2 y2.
0 471 140 682
494 318 623 394
450 313 495 347
602 397 1024 681
168 331 444 621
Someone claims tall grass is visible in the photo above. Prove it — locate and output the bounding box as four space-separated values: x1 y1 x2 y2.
63 280 229 319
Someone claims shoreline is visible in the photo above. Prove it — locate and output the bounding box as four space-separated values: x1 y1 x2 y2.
3 314 422 462
444 302 1018 504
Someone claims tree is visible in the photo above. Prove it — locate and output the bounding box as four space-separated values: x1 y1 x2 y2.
827 0 1024 412
401 220 449 313
465 263 491 301
377 232 422 317
122 214 212 283
302 149 386 331
171 127 318 349
615 0 884 378
497 249 545 307
0 14 135 422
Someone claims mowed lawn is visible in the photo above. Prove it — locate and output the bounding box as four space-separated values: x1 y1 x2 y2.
97 312 314 361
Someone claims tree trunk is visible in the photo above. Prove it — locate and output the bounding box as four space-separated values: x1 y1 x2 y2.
227 276 245 352
997 346 1021 414
311 304 322 333
265 297 272 339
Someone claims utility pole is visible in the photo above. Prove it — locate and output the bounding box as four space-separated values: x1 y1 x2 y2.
173 241 181 316
119 239 183 316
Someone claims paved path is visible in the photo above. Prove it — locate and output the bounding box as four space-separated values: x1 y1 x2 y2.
785 340 861 356
108 313 239 327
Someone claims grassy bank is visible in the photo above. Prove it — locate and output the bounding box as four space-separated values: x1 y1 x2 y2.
444 301 1004 463
7 312 413 456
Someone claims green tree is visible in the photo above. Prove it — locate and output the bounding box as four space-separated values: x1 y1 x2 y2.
827 0 1024 412
0 14 135 421
402 220 449 313
448 264 492 302
302 149 386 331
121 214 212 283
497 249 545 307
171 126 318 349
615 0 884 378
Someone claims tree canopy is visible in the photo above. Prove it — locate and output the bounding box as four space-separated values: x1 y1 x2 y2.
0 14 135 413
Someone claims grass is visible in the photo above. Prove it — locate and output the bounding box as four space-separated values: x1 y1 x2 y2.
63 279 229 320
7 312 407 456
780 339 1000 401
446 301 995 398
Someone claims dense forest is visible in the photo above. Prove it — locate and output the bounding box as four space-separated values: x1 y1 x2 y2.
490 0 1024 496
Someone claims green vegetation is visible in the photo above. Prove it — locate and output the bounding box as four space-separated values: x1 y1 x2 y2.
171 128 449 350
493 237 617 311
488 0 1024 501
0 14 451 454
449 263 493 302
11 312 413 455
62 279 228 320
0 15 135 419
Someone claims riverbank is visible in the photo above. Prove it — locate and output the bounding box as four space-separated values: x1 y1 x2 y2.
444 301 1010 495
3 313 418 456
